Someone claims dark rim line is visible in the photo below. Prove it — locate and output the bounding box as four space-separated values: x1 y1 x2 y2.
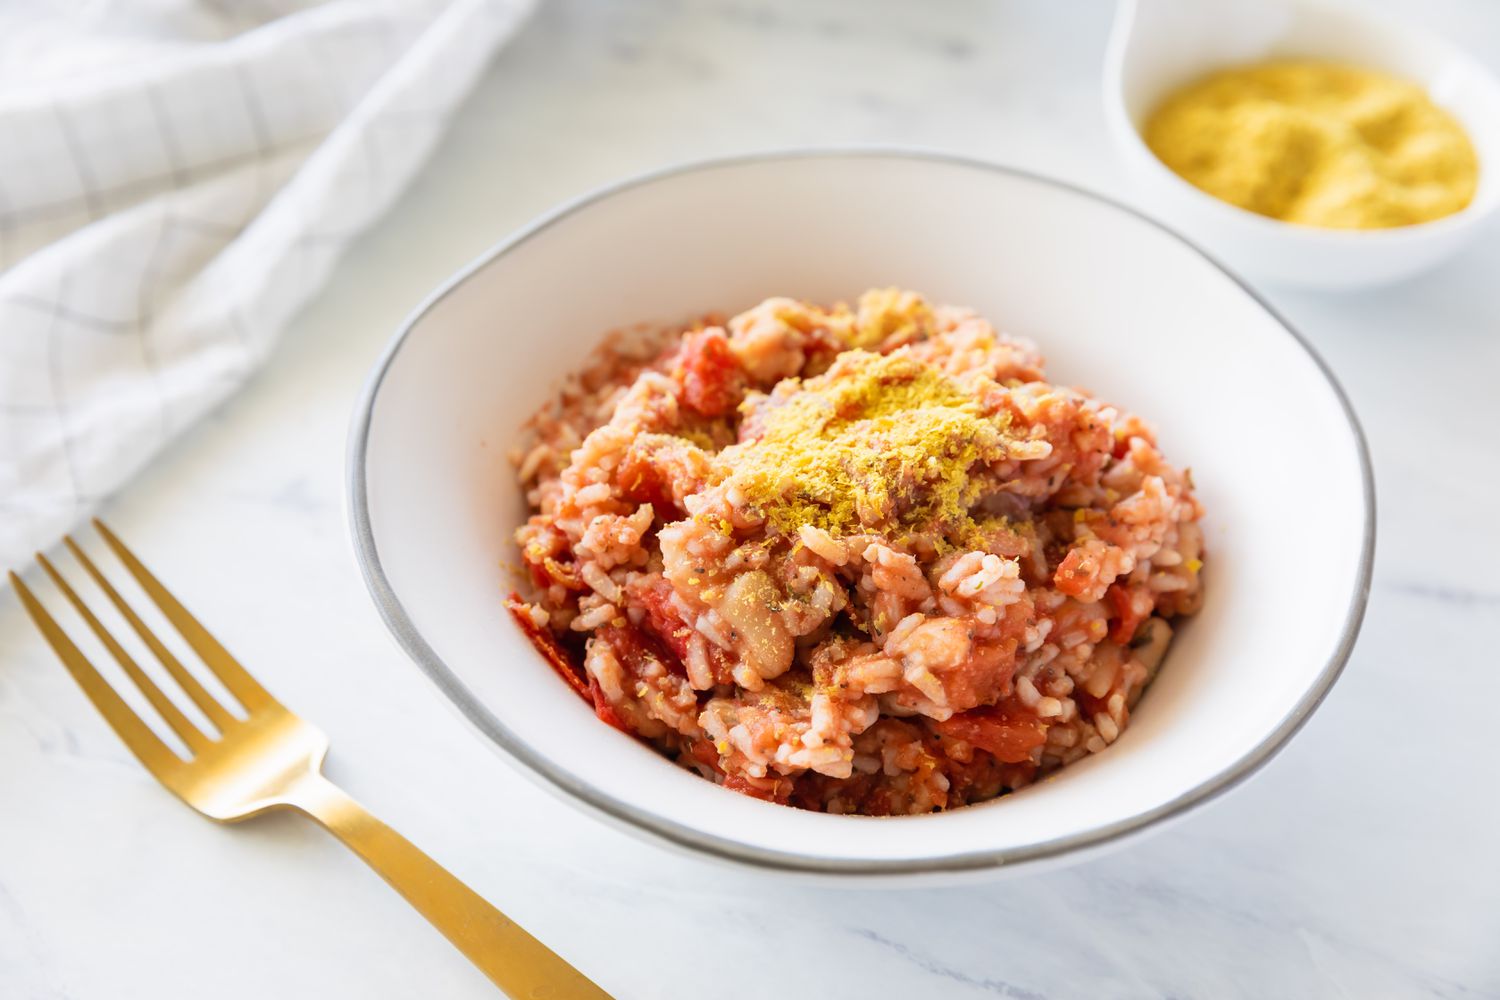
344 148 1377 876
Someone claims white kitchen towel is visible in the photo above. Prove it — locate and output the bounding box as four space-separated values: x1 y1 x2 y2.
0 0 533 565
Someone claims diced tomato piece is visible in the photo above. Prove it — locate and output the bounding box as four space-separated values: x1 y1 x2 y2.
1053 546 1095 597
587 675 632 734
678 328 745 417
617 447 681 518
507 595 590 704
633 579 695 662
542 556 584 590
933 702 1048 763
936 637 1020 714
683 737 726 776
595 621 686 679
1106 582 1148 644
633 578 733 685
723 772 796 804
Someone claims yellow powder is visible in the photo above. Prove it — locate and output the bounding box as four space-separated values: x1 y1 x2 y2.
851 287 933 348
717 351 1014 538
1144 60 1479 229
947 512 1019 555
673 426 721 451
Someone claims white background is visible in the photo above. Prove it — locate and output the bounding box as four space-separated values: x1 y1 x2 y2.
3 1 1498 997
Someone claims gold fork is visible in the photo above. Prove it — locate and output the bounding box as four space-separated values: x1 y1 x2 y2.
10 521 611 999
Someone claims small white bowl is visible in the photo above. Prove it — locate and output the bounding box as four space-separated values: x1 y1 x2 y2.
1105 0 1500 290
348 151 1373 883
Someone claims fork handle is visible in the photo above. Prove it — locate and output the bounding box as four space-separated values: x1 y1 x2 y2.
287 773 611 999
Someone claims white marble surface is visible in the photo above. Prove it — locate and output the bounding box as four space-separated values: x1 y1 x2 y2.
3 1 1498 997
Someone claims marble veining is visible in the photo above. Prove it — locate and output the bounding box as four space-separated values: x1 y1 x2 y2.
2 1 1498 997
1382 579 1500 608
852 929 1048 1000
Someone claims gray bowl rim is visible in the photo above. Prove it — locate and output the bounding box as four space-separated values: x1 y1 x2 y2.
346 147 1376 876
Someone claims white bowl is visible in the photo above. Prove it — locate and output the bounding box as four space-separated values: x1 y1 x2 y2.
348 151 1373 883
1105 0 1500 290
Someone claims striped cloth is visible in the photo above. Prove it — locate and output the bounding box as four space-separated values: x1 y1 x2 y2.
0 0 533 564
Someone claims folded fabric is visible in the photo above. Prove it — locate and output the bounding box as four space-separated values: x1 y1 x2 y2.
0 0 533 565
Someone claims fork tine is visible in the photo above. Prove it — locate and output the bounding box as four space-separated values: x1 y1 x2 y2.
37 553 210 753
10 571 180 771
93 520 274 712
63 537 236 733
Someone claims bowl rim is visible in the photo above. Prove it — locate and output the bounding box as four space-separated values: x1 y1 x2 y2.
345 148 1376 875
1102 0 1500 244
